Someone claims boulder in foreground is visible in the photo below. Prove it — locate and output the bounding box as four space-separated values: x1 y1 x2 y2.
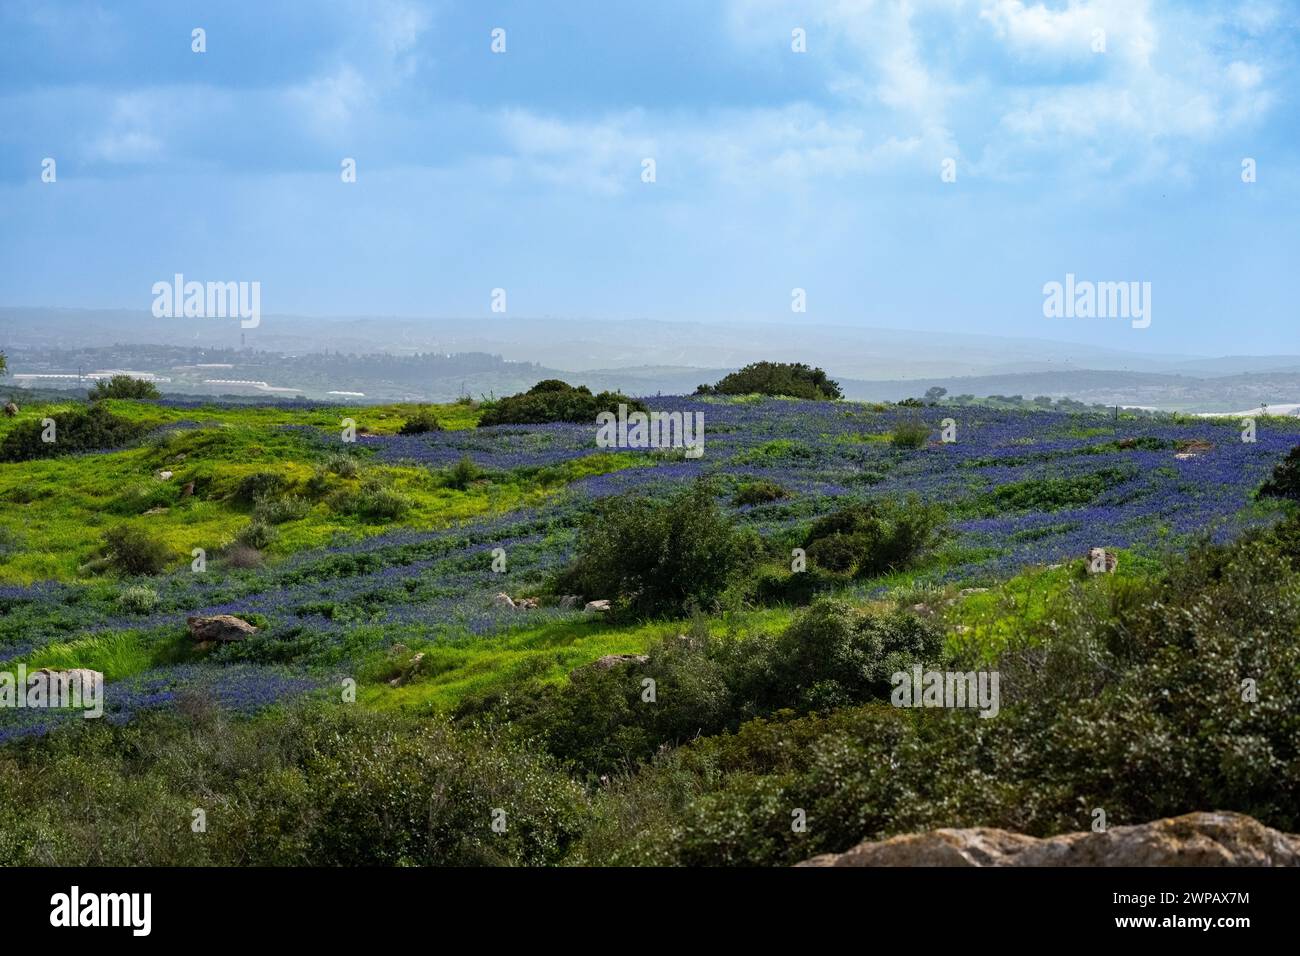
798 812 1300 867
187 614 258 643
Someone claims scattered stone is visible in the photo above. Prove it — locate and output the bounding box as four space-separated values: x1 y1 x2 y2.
173 453 187 462
797 812 1300 867
1086 548 1119 574
492 592 516 609
389 652 426 687
516 597 540 609
2 402 17 418
180 481 195 497
156 470 173 481
557 595 582 610
959 588 989 596
142 507 169 516
187 614 258 643
584 599 611 613
1175 439 1213 457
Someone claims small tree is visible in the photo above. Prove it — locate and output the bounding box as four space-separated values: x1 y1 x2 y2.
557 481 754 616
89 375 161 401
1260 445 1300 501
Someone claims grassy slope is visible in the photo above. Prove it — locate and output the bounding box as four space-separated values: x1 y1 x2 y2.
0 395 1278 722
0 399 633 582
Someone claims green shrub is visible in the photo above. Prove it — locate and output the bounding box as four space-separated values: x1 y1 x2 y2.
236 519 276 550
732 480 789 506
1259 445 1300 501
88 375 161 401
987 466 1134 512
253 494 310 525
554 481 755 617
398 407 443 435
478 380 648 427
347 477 412 520
234 471 288 504
117 585 160 614
325 453 360 478
444 454 480 491
696 362 842 400
803 498 945 578
890 418 929 448
101 524 173 576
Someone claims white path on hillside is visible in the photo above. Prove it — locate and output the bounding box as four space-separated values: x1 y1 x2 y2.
1195 403 1300 418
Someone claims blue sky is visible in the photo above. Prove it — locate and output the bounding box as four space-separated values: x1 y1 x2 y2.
1 0 1296 356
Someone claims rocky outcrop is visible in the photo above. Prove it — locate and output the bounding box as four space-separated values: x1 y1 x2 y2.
798 812 1300 867
187 614 258 644
1086 547 1118 573
584 599 611 613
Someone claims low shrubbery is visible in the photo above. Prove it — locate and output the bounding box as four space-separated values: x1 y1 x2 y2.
0 403 148 463
458 597 944 778
580 518 1300 865
478 380 647 427
0 704 587 866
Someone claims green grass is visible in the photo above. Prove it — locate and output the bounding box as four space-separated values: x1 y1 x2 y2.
0 399 642 583
360 606 799 712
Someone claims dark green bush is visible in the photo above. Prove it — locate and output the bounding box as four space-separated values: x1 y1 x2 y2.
459 598 942 779
253 494 310 524
233 471 288 504
101 524 173 576
88 375 161 401
553 481 755 617
444 454 480 491
1259 445 1300 501
478 380 647 427
346 477 412 520
696 362 841 400
803 498 945 578
398 407 443 435
732 480 789 506
236 519 276 550
890 418 930 448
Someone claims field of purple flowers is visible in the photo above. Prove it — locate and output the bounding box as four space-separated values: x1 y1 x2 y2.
1 397 1295 743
